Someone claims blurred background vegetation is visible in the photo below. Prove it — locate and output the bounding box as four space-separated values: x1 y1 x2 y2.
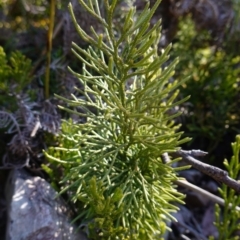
0 0 240 166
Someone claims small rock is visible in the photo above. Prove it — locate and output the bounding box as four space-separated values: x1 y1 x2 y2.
5 169 88 240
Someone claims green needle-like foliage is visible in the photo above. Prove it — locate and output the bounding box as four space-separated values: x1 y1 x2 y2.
0 47 32 93
0 46 32 111
214 135 240 240
45 0 190 238
0 47 32 88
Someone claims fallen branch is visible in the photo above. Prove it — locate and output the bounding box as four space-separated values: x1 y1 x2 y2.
175 150 240 193
161 152 240 210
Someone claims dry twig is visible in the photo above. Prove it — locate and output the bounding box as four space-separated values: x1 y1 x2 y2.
176 150 240 193
161 151 240 210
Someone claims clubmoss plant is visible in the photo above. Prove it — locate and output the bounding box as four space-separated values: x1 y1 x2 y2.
45 0 190 238
214 135 240 240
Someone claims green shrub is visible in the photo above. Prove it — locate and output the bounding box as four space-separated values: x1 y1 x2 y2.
0 46 33 111
44 0 190 239
171 16 240 155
